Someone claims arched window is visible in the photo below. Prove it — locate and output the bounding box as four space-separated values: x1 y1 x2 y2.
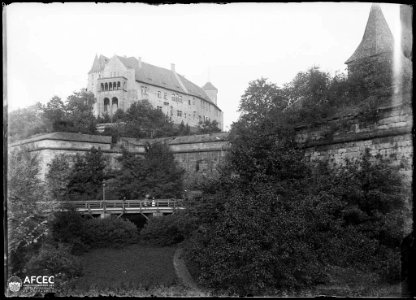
105 83 108 91
117 82 120 89
109 82 112 91
103 98 110 113
112 97 118 114
114 82 117 90
101 83 104 91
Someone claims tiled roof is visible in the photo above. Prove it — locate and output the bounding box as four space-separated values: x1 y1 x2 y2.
114 55 214 104
202 82 218 91
345 4 394 64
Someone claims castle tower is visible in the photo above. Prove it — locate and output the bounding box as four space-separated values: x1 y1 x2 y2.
345 4 394 74
202 82 218 105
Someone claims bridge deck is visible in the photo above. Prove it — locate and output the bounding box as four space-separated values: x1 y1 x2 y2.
61 199 184 215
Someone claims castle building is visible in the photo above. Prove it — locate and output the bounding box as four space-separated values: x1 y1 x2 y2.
87 55 223 130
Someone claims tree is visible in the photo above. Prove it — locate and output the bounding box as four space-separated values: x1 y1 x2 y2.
45 154 72 201
7 148 58 275
121 101 177 138
65 90 97 134
42 96 67 131
113 142 184 199
8 103 48 141
196 120 221 134
66 147 107 200
239 78 287 122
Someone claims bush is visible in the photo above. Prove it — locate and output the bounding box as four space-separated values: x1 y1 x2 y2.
50 211 85 244
25 243 83 280
140 212 192 246
82 217 139 248
185 185 327 295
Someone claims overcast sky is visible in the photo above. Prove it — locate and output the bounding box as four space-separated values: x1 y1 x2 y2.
5 2 402 131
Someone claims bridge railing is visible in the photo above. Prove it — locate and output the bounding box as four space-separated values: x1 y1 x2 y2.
60 199 184 212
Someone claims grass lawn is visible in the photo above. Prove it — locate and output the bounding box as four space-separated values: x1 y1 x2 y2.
59 243 183 296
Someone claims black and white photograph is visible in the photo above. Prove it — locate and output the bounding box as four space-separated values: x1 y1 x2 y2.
4 2 414 297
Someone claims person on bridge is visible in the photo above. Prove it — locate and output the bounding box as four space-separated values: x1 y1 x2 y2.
144 194 150 206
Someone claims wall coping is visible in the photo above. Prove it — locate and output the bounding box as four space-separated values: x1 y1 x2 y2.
294 101 412 131
10 132 112 147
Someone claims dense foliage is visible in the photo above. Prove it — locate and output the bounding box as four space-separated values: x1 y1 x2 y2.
8 90 98 142
9 91 221 143
25 243 83 281
66 147 107 200
7 148 59 276
50 211 139 250
181 64 410 295
140 211 194 246
112 142 185 199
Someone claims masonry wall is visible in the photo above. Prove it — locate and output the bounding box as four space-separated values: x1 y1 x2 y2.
295 102 413 182
9 101 412 189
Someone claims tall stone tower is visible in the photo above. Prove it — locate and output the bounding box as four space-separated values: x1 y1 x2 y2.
202 82 218 105
345 4 394 75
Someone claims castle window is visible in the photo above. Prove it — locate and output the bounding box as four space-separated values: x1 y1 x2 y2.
103 98 110 112
177 110 182 117
105 83 108 91
112 97 118 114
101 83 104 91
109 82 113 91
117 82 120 89
141 86 148 96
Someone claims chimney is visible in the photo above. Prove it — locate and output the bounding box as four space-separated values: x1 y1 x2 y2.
138 57 142 68
171 63 176 72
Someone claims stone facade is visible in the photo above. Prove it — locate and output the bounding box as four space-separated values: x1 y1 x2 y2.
87 55 223 130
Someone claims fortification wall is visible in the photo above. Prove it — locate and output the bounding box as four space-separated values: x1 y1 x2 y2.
9 101 412 187
295 102 413 181
9 132 230 186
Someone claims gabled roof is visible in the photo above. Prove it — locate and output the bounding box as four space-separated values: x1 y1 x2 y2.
88 54 109 74
202 82 218 91
345 4 394 65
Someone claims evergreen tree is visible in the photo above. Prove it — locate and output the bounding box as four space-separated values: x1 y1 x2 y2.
45 154 72 201
113 142 184 199
66 147 107 200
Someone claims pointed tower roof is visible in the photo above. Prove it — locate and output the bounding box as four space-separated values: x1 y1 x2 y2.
345 4 394 64
202 81 218 91
88 54 109 74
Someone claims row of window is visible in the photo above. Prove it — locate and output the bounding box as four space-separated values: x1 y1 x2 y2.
143 86 200 106
101 81 124 91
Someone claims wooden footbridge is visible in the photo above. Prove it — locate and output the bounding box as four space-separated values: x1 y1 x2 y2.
60 199 184 219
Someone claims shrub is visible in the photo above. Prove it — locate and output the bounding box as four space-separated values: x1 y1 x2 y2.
140 212 192 246
82 217 139 248
25 243 83 280
50 211 85 244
